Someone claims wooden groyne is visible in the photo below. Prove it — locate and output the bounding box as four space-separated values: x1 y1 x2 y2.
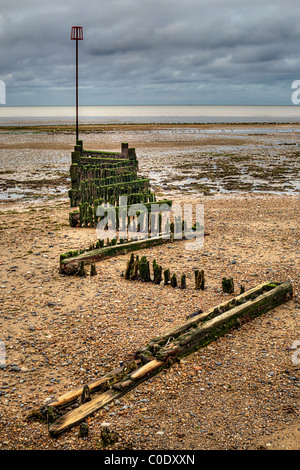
27 281 293 436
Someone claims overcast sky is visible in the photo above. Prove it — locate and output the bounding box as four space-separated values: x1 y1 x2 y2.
1 0 300 106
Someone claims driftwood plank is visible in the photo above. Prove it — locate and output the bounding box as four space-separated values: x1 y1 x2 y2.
130 359 164 380
60 236 174 274
154 282 293 361
47 366 125 409
47 360 141 409
40 281 292 437
60 232 209 275
48 362 165 437
49 390 119 436
145 281 281 350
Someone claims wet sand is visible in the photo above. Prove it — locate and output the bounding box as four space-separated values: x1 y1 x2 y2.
0 123 299 203
0 123 299 451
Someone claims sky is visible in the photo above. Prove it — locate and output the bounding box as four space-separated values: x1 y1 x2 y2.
1 0 300 106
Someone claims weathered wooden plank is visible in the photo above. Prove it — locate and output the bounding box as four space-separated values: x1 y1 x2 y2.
60 236 174 274
130 359 164 380
41 281 292 437
46 366 125 409
48 362 165 437
155 282 293 361
145 281 280 350
47 359 141 409
48 390 119 436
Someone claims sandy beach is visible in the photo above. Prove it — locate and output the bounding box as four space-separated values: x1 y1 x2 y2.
0 123 299 451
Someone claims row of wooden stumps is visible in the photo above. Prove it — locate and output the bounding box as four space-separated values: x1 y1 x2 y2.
124 253 192 289
124 253 240 294
69 254 237 298
76 261 97 278
71 253 236 296
26 281 293 437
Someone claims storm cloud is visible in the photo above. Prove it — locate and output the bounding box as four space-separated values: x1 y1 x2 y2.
1 0 300 105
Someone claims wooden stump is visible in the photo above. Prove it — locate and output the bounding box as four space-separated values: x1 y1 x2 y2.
153 263 162 285
171 273 177 288
180 274 187 289
80 385 91 405
164 269 170 286
139 256 151 282
79 422 89 438
77 261 86 277
222 277 234 294
90 263 97 276
130 255 140 281
195 269 205 290
124 253 135 280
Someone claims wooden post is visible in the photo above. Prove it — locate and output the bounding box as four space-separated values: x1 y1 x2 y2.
222 277 234 294
77 261 86 277
130 255 139 281
139 256 151 282
171 273 177 288
80 385 91 405
164 269 170 286
90 264 97 276
153 261 162 285
195 269 205 290
180 273 187 289
125 253 135 280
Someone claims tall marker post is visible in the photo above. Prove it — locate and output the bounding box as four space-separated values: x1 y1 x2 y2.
71 26 83 142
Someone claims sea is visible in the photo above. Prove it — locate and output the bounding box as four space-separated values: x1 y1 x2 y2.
0 105 300 125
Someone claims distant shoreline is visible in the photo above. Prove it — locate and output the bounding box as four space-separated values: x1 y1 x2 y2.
1 121 300 133
0 104 300 126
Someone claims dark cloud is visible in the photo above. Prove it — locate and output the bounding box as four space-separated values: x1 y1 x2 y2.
1 0 300 105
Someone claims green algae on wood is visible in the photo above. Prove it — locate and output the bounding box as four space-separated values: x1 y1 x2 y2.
43 281 292 437
152 281 293 361
171 273 177 288
164 269 171 286
153 262 162 285
59 236 174 275
124 253 135 280
138 256 151 282
180 273 187 289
